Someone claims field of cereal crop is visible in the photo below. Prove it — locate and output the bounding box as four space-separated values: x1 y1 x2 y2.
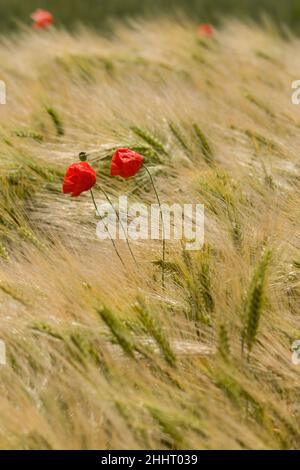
0 1 300 451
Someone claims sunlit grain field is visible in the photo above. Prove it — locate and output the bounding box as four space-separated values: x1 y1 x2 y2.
0 17 300 450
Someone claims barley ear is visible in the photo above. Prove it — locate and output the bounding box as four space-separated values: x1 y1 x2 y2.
193 124 214 165
46 106 64 136
242 250 271 358
218 323 231 361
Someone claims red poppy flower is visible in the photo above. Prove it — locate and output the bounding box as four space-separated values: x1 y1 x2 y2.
62 162 96 197
110 148 144 179
197 23 214 38
31 9 54 29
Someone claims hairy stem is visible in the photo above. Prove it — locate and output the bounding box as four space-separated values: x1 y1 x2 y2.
97 184 138 267
90 189 125 268
144 165 166 288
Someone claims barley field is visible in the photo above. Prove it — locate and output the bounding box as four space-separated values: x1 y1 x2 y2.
0 16 300 450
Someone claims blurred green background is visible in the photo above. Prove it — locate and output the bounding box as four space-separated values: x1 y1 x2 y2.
1 0 300 32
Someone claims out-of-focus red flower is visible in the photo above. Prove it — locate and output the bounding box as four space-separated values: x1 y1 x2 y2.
110 148 144 179
62 162 96 197
31 9 54 29
197 23 214 38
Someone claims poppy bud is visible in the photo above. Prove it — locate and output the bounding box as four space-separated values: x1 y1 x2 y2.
79 152 88 162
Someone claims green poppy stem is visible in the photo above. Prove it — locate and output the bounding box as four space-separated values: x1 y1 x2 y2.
90 188 125 268
144 165 165 288
97 184 138 268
